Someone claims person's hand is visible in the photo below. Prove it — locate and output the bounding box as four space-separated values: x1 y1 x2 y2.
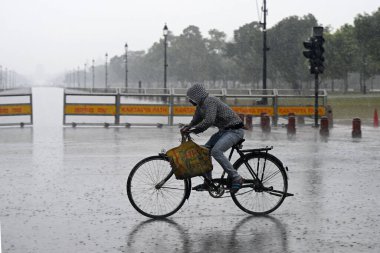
180 125 191 134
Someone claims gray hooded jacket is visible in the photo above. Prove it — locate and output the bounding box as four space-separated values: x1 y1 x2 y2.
186 84 243 134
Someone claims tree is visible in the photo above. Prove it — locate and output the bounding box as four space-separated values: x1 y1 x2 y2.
205 29 228 87
226 22 262 86
354 8 380 93
127 50 147 85
325 25 359 92
268 14 318 90
109 56 124 85
170 25 209 86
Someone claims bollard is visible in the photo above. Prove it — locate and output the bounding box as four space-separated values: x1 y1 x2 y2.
260 113 271 133
319 116 329 137
374 109 379 128
245 115 253 131
326 105 333 128
352 118 362 138
287 114 296 136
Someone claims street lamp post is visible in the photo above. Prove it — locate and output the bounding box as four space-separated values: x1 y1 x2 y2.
0 65 2 89
72 69 76 87
105 53 108 89
8 70 12 89
84 63 87 88
92 59 95 89
11 71 14 88
124 43 128 90
4 68 7 89
67 72 70 88
77 66 80 88
163 24 168 90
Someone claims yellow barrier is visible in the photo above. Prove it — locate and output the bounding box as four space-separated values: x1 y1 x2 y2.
231 106 274 116
0 104 32 116
172 106 276 116
171 106 324 117
277 106 325 116
0 89 33 126
120 105 169 116
173 106 195 116
63 88 328 126
63 104 326 117
64 104 116 115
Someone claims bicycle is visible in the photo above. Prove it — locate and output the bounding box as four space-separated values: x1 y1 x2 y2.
126 133 293 219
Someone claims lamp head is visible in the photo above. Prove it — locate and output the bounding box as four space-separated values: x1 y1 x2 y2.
163 24 168 36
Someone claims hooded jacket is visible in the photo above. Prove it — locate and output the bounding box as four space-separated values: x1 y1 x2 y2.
186 84 243 134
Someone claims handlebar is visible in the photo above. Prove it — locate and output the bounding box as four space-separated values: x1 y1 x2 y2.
180 131 191 142
180 127 196 142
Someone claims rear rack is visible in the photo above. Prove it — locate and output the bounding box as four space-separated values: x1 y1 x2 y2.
240 146 273 153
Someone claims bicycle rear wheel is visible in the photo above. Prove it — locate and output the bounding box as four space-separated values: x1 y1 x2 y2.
127 155 190 218
231 153 288 215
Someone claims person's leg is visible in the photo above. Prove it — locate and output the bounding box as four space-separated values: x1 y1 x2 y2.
210 129 244 180
204 131 224 149
202 131 224 180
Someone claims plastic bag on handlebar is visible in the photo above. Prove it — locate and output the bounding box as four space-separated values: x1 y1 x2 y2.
166 135 213 180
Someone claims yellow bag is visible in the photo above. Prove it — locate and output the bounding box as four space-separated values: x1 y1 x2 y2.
166 139 213 180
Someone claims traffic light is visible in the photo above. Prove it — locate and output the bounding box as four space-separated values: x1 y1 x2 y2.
303 37 315 59
314 36 325 74
303 27 325 75
303 36 318 74
303 37 318 74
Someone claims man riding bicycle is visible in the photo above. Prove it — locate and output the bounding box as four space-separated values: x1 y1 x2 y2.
181 84 245 193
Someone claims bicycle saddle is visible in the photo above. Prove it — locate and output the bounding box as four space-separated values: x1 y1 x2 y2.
233 139 245 148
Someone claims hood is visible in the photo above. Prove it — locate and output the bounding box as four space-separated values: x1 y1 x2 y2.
186 84 208 104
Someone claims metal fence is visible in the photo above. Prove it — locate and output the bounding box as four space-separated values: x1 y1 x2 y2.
63 88 327 127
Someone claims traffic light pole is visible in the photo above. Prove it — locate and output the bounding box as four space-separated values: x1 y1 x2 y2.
314 73 319 127
303 26 324 128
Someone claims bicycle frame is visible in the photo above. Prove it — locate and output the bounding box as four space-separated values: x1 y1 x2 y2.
157 136 289 197
204 143 274 189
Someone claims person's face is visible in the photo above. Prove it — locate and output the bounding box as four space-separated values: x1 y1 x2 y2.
189 99 197 106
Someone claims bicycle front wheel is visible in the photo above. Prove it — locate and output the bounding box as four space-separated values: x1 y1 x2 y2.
127 155 190 218
231 153 288 215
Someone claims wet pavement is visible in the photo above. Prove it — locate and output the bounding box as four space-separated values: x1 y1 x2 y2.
1 88 380 252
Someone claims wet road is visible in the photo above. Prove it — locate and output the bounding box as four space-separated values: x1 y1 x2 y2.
1 88 380 252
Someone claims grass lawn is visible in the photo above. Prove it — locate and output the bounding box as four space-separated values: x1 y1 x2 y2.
231 93 380 125
327 94 380 122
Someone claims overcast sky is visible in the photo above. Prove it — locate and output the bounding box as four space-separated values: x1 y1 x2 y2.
0 0 379 83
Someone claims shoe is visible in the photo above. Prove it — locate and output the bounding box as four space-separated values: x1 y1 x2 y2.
230 177 244 194
192 183 210 191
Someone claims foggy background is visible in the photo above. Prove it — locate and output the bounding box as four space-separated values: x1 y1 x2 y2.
0 0 379 84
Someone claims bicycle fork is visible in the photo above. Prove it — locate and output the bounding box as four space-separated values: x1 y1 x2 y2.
155 170 174 190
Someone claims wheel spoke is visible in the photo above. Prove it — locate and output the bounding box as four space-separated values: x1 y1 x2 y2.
160 186 186 191
262 170 281 184
234 188 254 196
